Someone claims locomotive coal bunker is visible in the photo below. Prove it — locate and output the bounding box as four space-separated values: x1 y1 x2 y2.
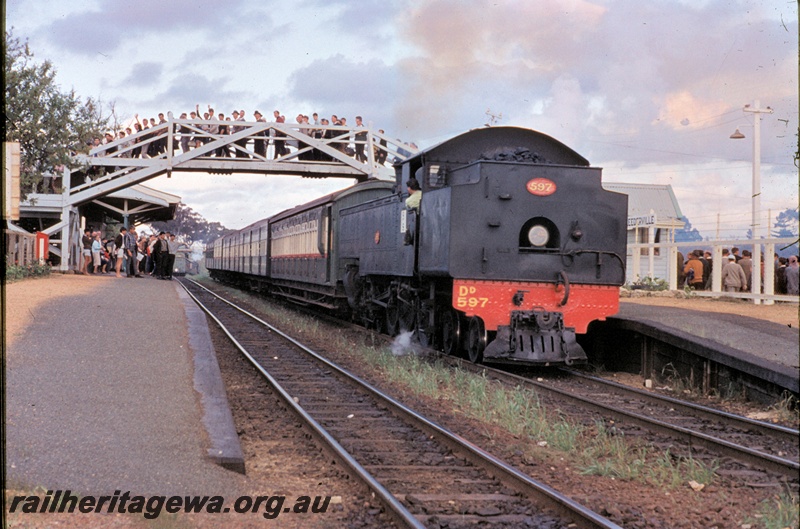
208 126 628 366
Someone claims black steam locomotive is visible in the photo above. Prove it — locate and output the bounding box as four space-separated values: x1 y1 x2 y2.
207 126 627 365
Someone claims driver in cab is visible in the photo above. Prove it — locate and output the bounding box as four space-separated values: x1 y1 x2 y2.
405 177 422 210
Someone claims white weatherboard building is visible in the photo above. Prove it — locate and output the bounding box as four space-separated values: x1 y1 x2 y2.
602 183 685 284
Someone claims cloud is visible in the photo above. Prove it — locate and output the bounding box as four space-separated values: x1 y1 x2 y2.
42 0 253 55
121 62 164 87
287 54 401 126
386 0 796 161
304 0 410 39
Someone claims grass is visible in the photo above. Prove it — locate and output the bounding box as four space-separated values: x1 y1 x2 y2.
198 277 720 489
769 392 800 424
747 491 799 529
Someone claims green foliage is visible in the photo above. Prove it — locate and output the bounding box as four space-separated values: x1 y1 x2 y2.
625 276 669 291
4 29 110 197
4 257 51 282
149 202 233 245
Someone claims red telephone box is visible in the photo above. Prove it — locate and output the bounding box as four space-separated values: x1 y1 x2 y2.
35 232 49 263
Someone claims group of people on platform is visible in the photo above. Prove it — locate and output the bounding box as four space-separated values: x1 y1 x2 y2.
81 226 180 280
94 107 393 166
680 247 799 295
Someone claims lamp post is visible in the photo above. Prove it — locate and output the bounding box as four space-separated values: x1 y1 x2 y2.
730 100 773 304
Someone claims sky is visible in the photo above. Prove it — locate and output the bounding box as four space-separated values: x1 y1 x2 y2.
6 0 799 237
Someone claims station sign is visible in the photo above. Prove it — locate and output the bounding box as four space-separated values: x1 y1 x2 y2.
627 214 657 228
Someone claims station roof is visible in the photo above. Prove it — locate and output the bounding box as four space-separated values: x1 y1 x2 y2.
83 184 181 224
21 184 181 225
603 182 684 227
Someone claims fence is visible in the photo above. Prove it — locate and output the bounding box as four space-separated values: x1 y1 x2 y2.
5 230 37 267
628 237 799 304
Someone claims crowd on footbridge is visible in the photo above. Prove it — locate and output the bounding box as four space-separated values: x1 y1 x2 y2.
93 106 415 165
35 108 415 194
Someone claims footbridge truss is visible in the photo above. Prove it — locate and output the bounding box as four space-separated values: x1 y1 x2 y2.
68 113 417 208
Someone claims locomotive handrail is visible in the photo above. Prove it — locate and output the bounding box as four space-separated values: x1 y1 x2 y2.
560 249 627 284
556 270 570 307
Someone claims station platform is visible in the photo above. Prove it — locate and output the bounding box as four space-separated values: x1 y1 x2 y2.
4 273 245 497
606 301 799 395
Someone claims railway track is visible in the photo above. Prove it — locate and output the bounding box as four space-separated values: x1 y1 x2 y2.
180 278 621 528
245 283 800 482
448 360 799 481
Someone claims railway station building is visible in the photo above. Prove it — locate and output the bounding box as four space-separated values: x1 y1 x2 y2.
602 182 685 285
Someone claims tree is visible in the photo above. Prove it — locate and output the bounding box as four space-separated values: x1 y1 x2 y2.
772 207 799 257
772 208 798 238
673 216 703 242
150 202 233 245
4 30 109 197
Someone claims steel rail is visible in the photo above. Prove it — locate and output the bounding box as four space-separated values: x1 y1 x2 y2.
560 368 799 441
183 278 622 529
463 360 800 479
178 279 426 529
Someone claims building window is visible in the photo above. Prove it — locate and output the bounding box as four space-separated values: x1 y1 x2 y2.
638 227 661 256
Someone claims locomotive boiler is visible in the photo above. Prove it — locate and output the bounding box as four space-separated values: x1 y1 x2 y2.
207 126 628 365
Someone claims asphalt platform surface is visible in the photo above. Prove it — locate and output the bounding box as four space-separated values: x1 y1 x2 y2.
5 274 245 497
614 303 799 391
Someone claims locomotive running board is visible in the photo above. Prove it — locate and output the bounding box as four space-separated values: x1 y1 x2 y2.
483 310 588 365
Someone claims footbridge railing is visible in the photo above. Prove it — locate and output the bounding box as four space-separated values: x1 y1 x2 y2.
68 113 417 207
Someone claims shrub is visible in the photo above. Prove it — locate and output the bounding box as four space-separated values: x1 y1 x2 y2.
4 258 51 282
624 276 669 291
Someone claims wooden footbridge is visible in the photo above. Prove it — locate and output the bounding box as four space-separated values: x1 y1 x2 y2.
16 114 417 272
70 114 414 206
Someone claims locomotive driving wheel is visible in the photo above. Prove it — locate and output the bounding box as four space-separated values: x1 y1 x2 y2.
359 279 380 331
386 288 415 336
441 309 463 356
467 316 486 363
398 297 415 333
385 296 400 336
415 298 435 348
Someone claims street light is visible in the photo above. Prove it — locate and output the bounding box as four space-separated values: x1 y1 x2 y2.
730 100 773 304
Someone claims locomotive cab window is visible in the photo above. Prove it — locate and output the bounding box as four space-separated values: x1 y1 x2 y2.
519 217 560 251
427 164 446 189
